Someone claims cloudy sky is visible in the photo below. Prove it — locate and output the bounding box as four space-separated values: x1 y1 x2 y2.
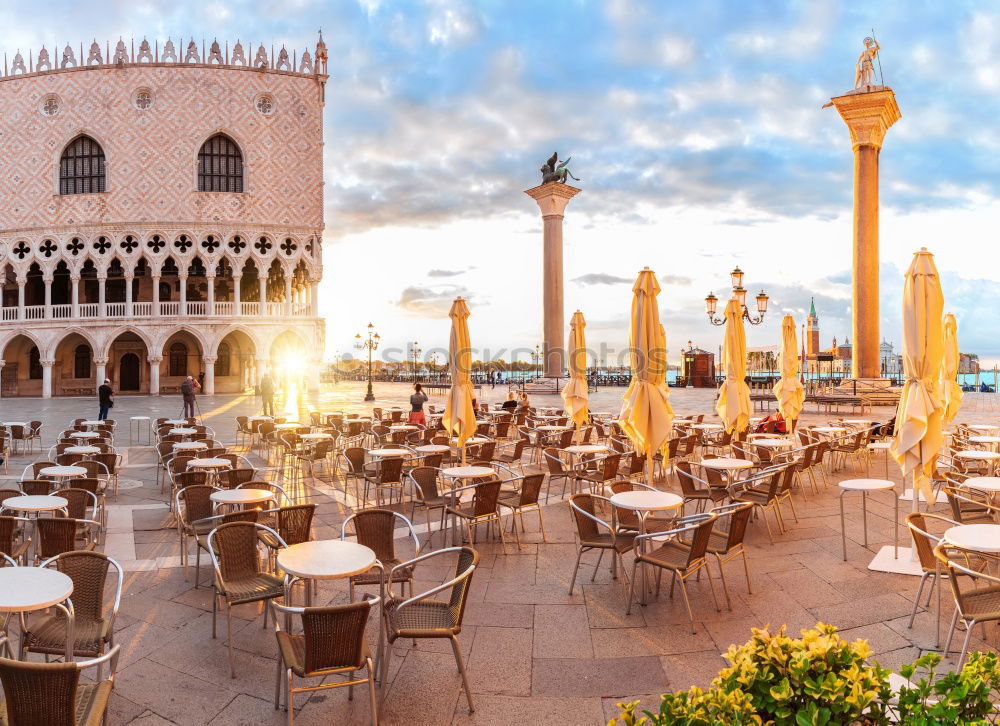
6 0 1000 367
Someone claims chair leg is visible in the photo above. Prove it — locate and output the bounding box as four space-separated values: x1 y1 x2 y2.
227 605 237 678
569 548 583 595
957 619 977 668
367 658 379 726
943 610 960 656
741 550 753 595
591 549 605 582
625 560 638 615
537 507 547 542
908 573 929 628
714 555 732 611
677 577 697 634
450 635 475 713
287 670 295 726
274 654 282 709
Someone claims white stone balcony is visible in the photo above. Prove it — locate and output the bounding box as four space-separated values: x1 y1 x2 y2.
0 300 313 323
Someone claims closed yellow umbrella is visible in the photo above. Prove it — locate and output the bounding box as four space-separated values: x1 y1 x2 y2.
891 248 944 503
772 314 804 430
618 267 675 483
442 297 476 463
562 310 589 436
715 297 752 434
941 313 963 425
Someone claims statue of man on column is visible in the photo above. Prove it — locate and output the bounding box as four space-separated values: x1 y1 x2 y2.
854 36 880 89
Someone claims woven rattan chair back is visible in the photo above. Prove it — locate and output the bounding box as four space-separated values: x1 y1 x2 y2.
92 454 119 476
174 470 208 490
214 521 264 582
675 461 705 499
0 655 80 726
906 512 949 571
477 441 497 461
348 508 398 562
178 485 216 527
543 447 565 476
344 447 367 474
67 478 101 496
276 504 315 545
37 519 80 559
376 455 404 484
716 502 753 552
568 493 601 541
56 453 85 466
471 479 502 517
21 480 51 496
52 551 110 624
29 462 57 478
60 489 91 519
609 481 643 530
409 466 441 501
218 468 254 490
686 515 717 566
447 546 479 626
517 473 545 506
0 489 19 507
0 516 20 556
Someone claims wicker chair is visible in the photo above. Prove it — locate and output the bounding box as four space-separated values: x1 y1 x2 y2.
943 484 1000 524
567 493 636 596
21 461 57 481
342 509 421 600
406 467 447 548
626 512 720 632
444 478 506 553
729 465 789 544
935 544 1000 668
208 521 288 677
217 467 255 490
0 515 29 565
20 480 52 497
543 447 575 501
261 504 316 572
175 484 220 585
576 453 622 497
35 518 100 563
271 598 380 725
22 551 123 661
675 460 722 513
0 638 121 725
906 512 962 648
497 472 547 548
362 455 404 507
706 502 754 610
381 546 479 713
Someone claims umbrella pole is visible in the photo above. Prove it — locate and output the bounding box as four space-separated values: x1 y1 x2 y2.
646 451 654 487
909 471 919 562
462 443 467 466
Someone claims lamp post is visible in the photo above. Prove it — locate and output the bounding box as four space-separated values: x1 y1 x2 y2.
410 341 422 381
704 266 769 326
532 345 541 376
354 323 380 402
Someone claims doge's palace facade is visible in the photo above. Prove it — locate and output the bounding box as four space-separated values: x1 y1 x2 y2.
0 36 328 397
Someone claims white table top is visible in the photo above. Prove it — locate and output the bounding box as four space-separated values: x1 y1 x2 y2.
40 465 87 478
838 478 895 491
673 418 695 424
69 431 99 439
451 437 489 445
955 450 1000 460
389 425 418 431
1 422 28 427
962 477 1000 493
81 420 104 426
969 436 1000 444
842 420 874 425
164 419 188 425
248 415 273 421
752 439 794 448
5 495 68 512
691 423 723 430
416 444 450 453
278 540 377 580
609 490 682 512
169 428 197 436
65 446 99 455
173 441 208 451
966 424 1000 432
210 488 273 504
300 433 333 440
0 568 73 613
188 457 231 469
130 416 151 421
868 441 892 450
944 524 1000 553
536 425 571 431
812 426 847 434
442 466 495 479
275 423 302 430
701 458 754 470
368 448 410 458
565 445 608 455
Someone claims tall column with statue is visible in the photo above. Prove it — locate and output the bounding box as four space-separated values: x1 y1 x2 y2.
524 153 581 387
827 36 900 384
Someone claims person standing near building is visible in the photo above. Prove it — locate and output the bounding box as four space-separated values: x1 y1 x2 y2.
181 375 200 419
260 372 275 417
409 383 429 426
97 378 114 421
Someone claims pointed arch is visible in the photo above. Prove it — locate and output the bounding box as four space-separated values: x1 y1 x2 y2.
98 324 155 358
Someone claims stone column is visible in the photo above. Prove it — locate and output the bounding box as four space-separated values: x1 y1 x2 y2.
148 356 162 396
203 355 217 395
829 88 901 380
524 181 581 379
16 276 25 320
0 360 5 398
41 359 54 398
206 274 216 316
259 277 267 315
178 274 188 316
94 357 108 384
125 274 134 317
71 275 80 318
233 274 242 316
310 281 319 316
152 275 161 316
284 276 293 317
43 274 52 318
97 275 107 318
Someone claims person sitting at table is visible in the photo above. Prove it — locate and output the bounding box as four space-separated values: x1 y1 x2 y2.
409 383 429 426
517 392 530 412
501 392 517 412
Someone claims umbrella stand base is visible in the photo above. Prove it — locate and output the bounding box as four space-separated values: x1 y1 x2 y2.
899 488 942 505
867 545 923 576
521 376 566 395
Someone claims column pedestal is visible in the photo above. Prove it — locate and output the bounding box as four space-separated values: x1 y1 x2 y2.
148 356 162 396
829 87 900 384
524 181 581 392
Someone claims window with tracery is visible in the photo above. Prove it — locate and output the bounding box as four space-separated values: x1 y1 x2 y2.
197 134 244 193
59 135 106 195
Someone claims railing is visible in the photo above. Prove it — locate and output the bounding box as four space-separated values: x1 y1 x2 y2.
0 300 315 322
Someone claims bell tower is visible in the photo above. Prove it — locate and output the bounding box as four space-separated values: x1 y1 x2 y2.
805 298 820 356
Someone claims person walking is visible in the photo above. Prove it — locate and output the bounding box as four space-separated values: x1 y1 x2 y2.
180 375 200 419
97 378 114 421
260 372 275 417
409 382 429 426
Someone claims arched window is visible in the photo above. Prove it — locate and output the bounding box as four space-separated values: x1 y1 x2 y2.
74 345 92 379
159 282 172 302
169 342 188 377
59 135 106 195
216 342 231 377
197 134 243 193
28 346 42 379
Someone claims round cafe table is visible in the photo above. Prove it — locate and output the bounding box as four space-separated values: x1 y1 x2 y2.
39 465 87 482
278 539 378 602
69 431 100 440
300 433 333 440
536 425 570 431
966 424 1000 433
867 440 893 478
441 466 494 480
751 438 794 449
81 420 104 428
368 448 409 458
565 444 608 456
700 458 753 472
962 477 1000 493
1 422 27 428
838 479 897 561
389 425 418 432
210 488 273 511
173 441 208 452
3 495 68 515
969 436 1000 449
415 444 449 454
691 423 723 430
164 419 188 426
610 489 683 604
812 426 847 435
944 524 1000 553
450 437 489 446
64 446 100 457
954 450 1000 474
169 427 197 438
188 458 232 486
0 567 75 660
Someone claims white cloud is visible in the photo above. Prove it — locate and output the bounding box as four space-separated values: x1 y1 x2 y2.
658 34 696 67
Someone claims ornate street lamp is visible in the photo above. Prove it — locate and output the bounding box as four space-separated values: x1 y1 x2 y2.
705 266 769 326
410 341 422 381
354 322 380 402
